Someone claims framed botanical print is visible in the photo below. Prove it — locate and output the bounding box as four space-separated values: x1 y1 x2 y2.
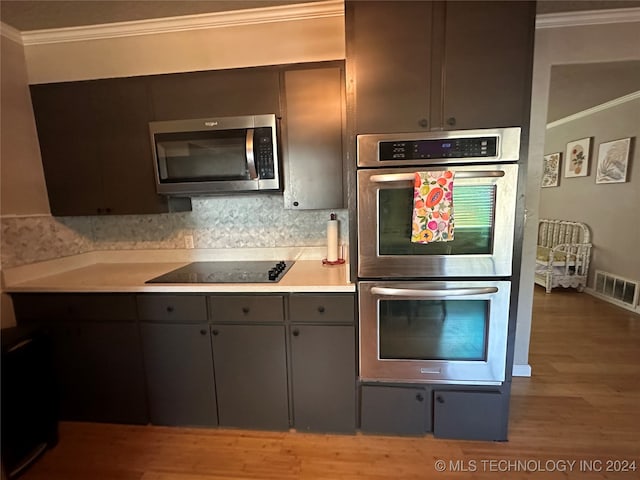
595 137 632 184
564 137 591 178
541 152 561 187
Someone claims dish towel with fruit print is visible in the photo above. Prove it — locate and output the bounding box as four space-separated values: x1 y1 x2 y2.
411 171 455 243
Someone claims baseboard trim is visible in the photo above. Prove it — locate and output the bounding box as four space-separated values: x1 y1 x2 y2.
512 364 532 377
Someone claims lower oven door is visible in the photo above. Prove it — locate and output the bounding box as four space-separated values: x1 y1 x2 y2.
357 163 518 278
359 280 511 385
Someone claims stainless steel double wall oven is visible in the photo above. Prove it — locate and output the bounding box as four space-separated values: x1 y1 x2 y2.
357 127 521 385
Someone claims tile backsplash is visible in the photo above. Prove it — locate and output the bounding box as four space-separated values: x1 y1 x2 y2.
1 196 348 269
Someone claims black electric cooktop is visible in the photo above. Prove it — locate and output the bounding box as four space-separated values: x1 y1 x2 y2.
146 260 295 284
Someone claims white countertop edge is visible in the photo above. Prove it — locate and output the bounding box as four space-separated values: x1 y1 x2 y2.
3 246 348 286
6 284 356 294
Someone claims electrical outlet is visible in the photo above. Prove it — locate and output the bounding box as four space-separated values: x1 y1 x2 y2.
184 234 194 249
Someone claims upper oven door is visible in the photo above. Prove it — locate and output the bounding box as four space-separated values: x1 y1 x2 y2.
357 164 518 278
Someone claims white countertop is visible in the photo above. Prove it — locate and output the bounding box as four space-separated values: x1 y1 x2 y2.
2 248 355 293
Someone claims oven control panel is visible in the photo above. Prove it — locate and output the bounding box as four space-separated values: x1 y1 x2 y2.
379 137 498 161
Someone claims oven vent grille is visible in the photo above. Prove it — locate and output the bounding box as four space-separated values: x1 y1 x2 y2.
592 270 639 310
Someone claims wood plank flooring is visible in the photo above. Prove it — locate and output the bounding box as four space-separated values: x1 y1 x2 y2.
18 287 640 479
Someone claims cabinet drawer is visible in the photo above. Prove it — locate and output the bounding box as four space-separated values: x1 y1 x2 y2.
289 294 355 324
137 295 207 323
12 293 137 322
209 296 284 323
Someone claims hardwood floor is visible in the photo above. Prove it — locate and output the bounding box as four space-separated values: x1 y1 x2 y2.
19 287 640 479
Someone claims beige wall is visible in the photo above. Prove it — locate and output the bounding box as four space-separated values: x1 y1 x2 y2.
516 20 640 371
0 36 50 215
24 16 345 84
540 97 640 284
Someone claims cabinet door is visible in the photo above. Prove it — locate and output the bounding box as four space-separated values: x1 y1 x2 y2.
150 68 281 120
360 385 430 435
283 66 344 210
347 0 433 134
140 323 217 426
211 325 289 430
50 321 148 424
290 325 356 433
440 1 535 130
94 78 176 215
433 390 507 440
30 82 103 216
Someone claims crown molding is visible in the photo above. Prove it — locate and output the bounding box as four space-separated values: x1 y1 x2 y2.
546 90 640 129
0 21 23 44
19 0 343 46
536 7 640 29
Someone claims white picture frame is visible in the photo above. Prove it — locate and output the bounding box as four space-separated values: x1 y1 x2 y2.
541 152 561 187
564 137 591 178
595 137 632 184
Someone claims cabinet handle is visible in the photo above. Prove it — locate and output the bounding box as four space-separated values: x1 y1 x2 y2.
105 207 112 214
242 307 250 314
416 393 424 402
418 118 428 128
293 201 299 207
446 117 457 126
436 395 444 404
317 306 325 313
292 329 300 337
166 306 174 313
97 208 102 214
200 329 207 336
212 329 219 336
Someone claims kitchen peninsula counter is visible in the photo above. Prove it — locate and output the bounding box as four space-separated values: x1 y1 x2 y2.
2 248 354 293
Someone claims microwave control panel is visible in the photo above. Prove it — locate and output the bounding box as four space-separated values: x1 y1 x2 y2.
379 136 498 161
255 127 275 179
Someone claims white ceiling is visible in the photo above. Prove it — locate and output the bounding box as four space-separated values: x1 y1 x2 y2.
2 0 640 31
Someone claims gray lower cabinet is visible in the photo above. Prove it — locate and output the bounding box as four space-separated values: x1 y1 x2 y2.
290 325 356 433
140 323 217 426
360 385 431 435
433 389 507 441
137 295 216 427
11 293 148 425
210 324 289 430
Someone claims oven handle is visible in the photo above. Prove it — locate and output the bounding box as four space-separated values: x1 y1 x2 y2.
370 286 499 297
369 171 505 183
246 129 258 180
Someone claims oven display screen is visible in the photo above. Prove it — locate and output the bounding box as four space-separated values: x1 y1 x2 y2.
379 137 497 161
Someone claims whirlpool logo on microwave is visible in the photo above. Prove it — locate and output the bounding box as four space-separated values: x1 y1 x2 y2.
204 121 218 127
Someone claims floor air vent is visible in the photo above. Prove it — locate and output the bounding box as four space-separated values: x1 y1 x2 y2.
593 270 639 311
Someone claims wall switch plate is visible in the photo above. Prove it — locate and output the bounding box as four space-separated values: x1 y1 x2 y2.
184 234 194 249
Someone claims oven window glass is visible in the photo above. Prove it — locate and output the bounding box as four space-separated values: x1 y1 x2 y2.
378 299 488 361
155 129 249 182
378 186 496 255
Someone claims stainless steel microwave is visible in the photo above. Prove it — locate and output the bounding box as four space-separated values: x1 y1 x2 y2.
149 114 280 196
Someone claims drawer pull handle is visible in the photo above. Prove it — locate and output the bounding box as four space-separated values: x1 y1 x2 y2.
317 306 325 313
212 329 219 336
200 329 207 336
242 307 250 314
416 393 424 402
166 306 174 313
292 329 300 337
436 395 444 404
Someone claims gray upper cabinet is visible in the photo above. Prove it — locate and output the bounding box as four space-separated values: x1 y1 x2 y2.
149 67 282 120
346 0 535 134
30 78 191 216
282 64 345 210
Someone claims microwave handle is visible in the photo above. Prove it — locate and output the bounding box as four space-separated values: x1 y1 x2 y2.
246 129 258 180
370 286 499 297
369 171 506 183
